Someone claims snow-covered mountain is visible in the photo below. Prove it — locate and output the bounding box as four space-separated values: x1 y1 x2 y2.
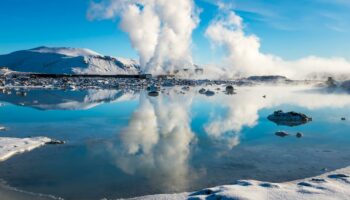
0 46 140 75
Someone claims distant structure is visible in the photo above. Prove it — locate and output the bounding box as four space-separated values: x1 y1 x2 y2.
157 74 175 79
326 77 337 87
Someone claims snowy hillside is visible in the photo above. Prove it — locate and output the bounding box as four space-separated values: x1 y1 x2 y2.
0 47 140 75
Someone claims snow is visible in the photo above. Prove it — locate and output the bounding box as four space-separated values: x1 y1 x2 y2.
29 46 102 57
130 167 350 200
0 137 52 161
0 67 14 76
0 46 140 75
116 57 139 67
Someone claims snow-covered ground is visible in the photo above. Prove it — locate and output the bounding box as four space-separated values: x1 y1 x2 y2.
129 167 350 200
0 137 52 161
0 46 140 75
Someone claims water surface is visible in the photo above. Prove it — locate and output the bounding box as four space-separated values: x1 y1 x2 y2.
0 85 350 199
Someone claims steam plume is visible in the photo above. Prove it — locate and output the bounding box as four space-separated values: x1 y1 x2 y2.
205 8 350 79
88 0 199 75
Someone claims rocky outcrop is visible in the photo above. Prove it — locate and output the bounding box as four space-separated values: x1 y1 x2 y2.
268 110 312 126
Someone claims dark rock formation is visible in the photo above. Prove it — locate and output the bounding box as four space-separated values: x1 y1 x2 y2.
268 110 312 127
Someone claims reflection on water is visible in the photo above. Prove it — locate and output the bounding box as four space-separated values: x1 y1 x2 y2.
0 88 137 110
106 92 195 191
0 85 350 199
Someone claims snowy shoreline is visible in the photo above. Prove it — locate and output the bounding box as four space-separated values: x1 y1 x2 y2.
128 167 350 200
2 166 348 200
0 136 64 200
0 137 54 161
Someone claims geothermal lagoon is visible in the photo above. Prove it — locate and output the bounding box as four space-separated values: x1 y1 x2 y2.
0 84 350 199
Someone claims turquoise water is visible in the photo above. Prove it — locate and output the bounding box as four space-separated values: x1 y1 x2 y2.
0 86 350 199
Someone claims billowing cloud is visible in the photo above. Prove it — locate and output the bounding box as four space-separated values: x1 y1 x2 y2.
88 0 199 75
205 8 350 79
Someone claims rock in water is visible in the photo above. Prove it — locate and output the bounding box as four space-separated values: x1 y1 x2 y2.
205 90 215 96
275 131 289 137
296 132 303 138
46 139 65 145
268 110 312 127
225 85 234 94
148 91 159 97
182 86 190 91
147 85 160 92
199 88 206 94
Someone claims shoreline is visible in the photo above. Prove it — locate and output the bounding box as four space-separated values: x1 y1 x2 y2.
0 180 61 200
0 136 349 199
0 137 53 162
0 140 348 200
128 166 350 200
0 136 64 200
1 166 349 200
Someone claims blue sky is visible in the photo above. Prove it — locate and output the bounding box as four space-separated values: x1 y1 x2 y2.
1 0 350 64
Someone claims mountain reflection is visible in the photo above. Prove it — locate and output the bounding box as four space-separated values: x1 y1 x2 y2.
0 89 136 110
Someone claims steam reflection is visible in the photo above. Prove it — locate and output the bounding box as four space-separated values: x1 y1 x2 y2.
106 91 196 191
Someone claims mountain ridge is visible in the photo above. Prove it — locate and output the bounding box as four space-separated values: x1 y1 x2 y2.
0 46 140 75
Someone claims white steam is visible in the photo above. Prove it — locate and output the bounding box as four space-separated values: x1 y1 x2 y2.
88 1 350 79
88 0 199 75
205 9 350 79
